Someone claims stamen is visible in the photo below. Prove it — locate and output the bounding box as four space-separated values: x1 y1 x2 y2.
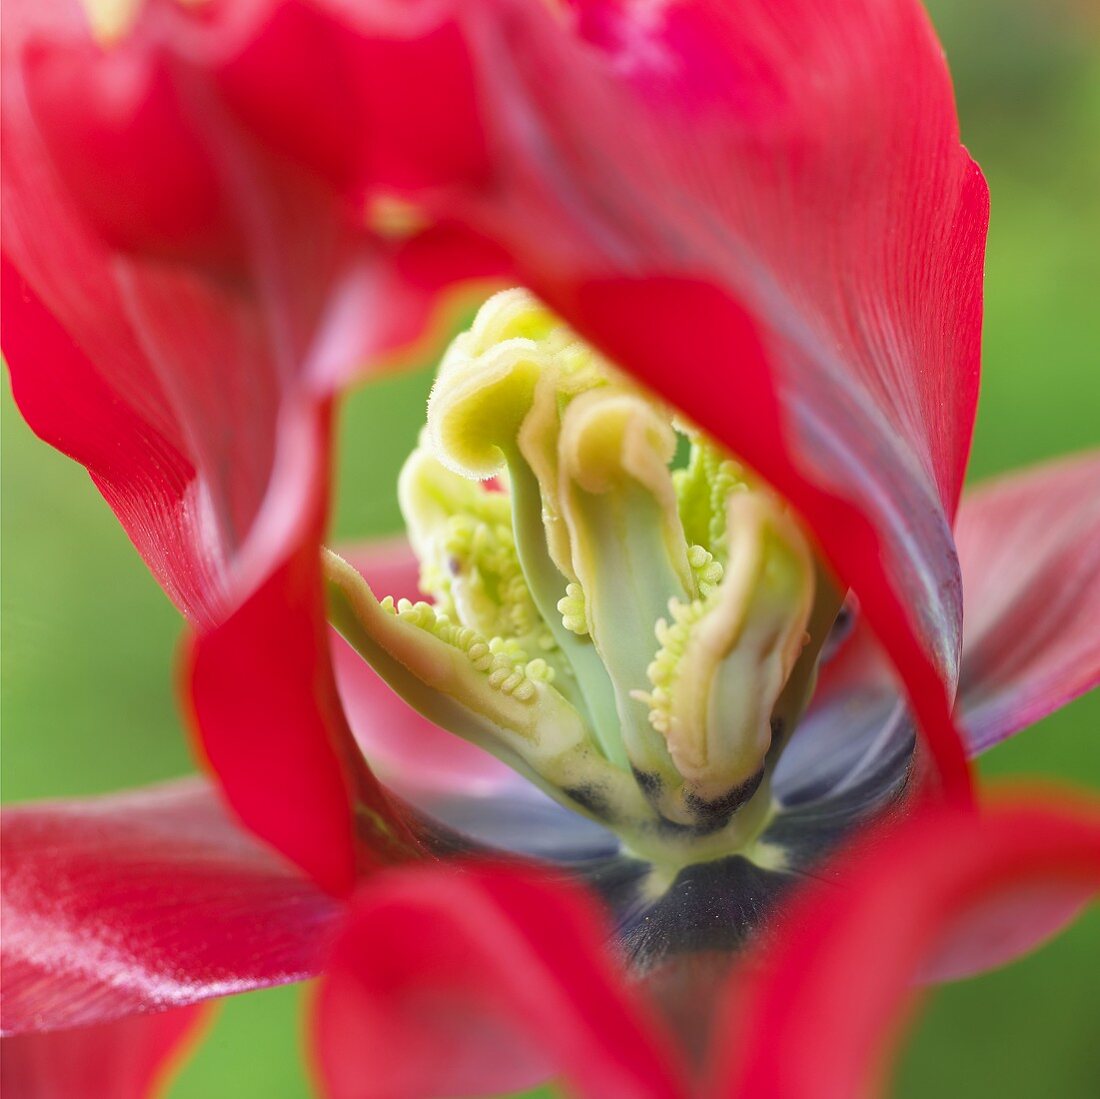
80 0 142 43
632 491 815 807
325 550 652 831
399 442 551 653
427 290 627 763
557 582 590 636
556 387 696 802
330 288 833 865
687 544 724 599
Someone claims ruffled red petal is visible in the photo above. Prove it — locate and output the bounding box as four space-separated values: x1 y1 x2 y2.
313 862 687 1099
1 779 338 1033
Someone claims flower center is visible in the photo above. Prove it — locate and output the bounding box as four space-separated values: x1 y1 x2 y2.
326 289 840 867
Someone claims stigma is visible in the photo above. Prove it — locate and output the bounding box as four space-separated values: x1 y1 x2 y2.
326 290 833 864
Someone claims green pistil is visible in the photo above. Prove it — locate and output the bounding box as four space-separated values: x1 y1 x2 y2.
504 455 625 763
556 388 694 803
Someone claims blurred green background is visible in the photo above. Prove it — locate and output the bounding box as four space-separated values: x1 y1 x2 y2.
2 1 1098 1095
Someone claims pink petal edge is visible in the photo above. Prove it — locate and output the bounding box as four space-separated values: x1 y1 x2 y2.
1 778 339 1033
955 451 1100 753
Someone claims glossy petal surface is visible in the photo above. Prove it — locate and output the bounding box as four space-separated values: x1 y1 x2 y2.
314 862 686 1099
955 452 1100 753
1 780 339 1033
1 1006 208 1099
714 792 1100 1099
3 0 333 625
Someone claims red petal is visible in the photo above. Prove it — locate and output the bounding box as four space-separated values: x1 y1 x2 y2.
383 0 985 799
2 0 500 888
22 33 241 267
313 862 687 1099
955 452 1100 753
1 779 339 1033
331 539 517 796
1 1005 208 1099
187 517 428 896
712 792 1100 1099
187 0 983 797
207 0 492 198
2 6 442 625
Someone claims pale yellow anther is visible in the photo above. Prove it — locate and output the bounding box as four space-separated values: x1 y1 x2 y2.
633 489 815 799
674 430 749 561
366 194 429 241
325 549 654 833
398 438 508 558
687 544 725 599
557 582 590 636
81 0 210 43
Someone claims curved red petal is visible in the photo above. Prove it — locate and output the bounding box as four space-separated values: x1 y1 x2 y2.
2 0 502 888
506 0 986 497
712 792 1100 1099
188 519 429 895
1 1005 209 1099
2 0 336 625
955 452 1100 754
313 862 687 1099
331 539 517 796
1 779 339 1034
371 0 985 799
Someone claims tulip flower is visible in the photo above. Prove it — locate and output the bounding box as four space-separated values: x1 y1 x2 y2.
2 0 1099 1096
